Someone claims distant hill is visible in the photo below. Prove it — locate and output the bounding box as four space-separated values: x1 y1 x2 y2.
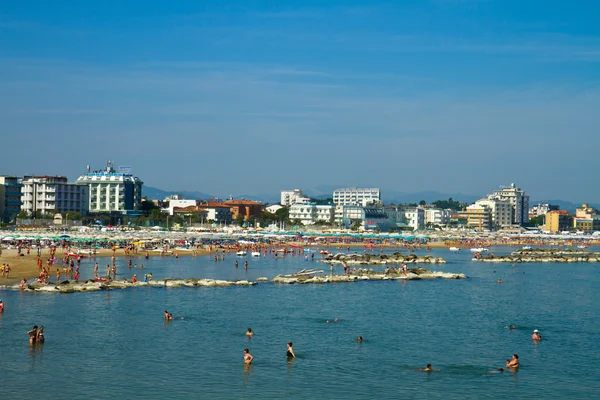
143 186 278 203
143 186 215 201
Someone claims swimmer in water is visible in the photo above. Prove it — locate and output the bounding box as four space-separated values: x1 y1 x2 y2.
164 310 173 321
357 336 363 343
36 326 45 343
506 354 519 368
423 364 432 371
509 325 517 329
28 325 38 345
286 342 295 358
532 329 542 340
246 328 253 337
244 348 253 365
498 279 503 284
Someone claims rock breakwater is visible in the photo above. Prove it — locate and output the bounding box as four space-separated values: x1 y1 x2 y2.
321 252 446 265
472 248 600 263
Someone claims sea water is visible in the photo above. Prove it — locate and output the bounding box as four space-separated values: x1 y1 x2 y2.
1 248 600 399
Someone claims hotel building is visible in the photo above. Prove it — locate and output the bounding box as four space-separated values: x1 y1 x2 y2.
21 176 89 216
487 184 529 225
333 187 380 207
0 176 23 223
76 161 143 214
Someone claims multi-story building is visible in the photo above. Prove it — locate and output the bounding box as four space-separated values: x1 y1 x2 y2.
403 208 425 231
529 203 559 218
423 208 452 226
487 183 529 225
202 203 233 224
574 204 600 231
457 204 492 230
223 199 264 221
21 176 89 216
0 176 23 222
162 196 198 216
544 210 573 233
76 161 143 214
573 218 596 232
333 187 380 207
475 198 513 229
280 189 310 207
334 205 394 231
289 203 335 225
576 204 600 220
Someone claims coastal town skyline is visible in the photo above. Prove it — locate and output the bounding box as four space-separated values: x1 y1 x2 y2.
2 1 599 201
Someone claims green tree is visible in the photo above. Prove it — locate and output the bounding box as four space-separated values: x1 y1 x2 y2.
529 215 545 227
419 200 427 206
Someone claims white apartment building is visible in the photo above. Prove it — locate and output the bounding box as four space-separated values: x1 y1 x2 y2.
280 189 310 206
289 203 335 225
21 176 89 216
76 161 143 214
487 183 530 225
266 204 284 214
529 203 558 217
424 208 452 226
203 205 233 224
403 208 425 231
162 199 198 215
333 187 380 206
475 198 513 229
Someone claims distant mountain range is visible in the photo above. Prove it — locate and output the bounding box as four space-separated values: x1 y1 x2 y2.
143 186 595 212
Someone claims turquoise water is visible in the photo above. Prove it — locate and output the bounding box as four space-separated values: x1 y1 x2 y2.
1 248 600 399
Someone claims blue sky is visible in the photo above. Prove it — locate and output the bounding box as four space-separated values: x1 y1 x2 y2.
1 1 599 202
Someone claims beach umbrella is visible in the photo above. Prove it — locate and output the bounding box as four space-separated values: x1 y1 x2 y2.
59 234 70 239
2 237 14 241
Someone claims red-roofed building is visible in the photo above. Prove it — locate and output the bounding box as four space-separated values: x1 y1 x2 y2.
223 200 264 221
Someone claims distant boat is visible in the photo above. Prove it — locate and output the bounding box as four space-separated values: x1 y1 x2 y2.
522 245 533 250
251 251 261 257
449 247 460 252
470 248 489 253
236 251 247 256
578 244 588 249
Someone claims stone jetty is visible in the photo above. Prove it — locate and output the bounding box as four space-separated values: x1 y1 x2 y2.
272 267 466 284
472 248 600 263
0 266 467 293
320 252 446 265
0 278 256 293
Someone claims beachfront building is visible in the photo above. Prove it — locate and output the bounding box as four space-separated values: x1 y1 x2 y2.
403 208 425 231
573 204 600 231
334 205 393 231
172 205 208 223
0 176 22 223
223 199 263 221
266 204 284 214
289 204 335 225
162 196 198 216
543 210 573 233
486 183 529 225
20 176 89 216
201 203 233 224
423 208 452 226
280 189 310 206
76 161 143 214
333 187 380 207
474 198 513 229
457 204 492 230
529 203 559 219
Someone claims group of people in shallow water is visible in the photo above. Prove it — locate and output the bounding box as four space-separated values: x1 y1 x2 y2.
27 325 45 345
